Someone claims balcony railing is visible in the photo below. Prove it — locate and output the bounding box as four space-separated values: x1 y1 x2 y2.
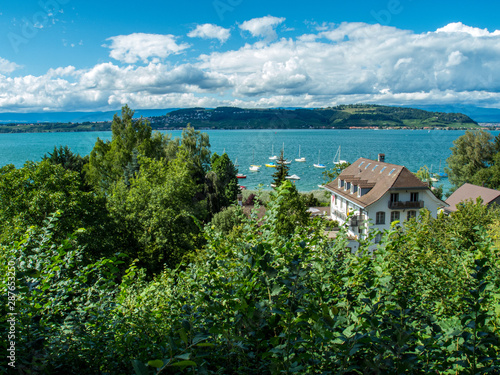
332 209 364 227
332 209 348 222
349 215 361 227
388 200 424 209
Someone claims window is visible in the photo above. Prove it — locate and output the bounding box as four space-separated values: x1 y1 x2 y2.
410 192 419 202
407 210 417 220
372 165 379 171
374 233 382 244
376 211 385 225
389 168 396 175
359 161 365 167
380 166 387 173
390 193 399 203
365 163 372 169
390 211 400 222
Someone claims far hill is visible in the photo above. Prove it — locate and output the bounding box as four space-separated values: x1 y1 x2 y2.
0 104 480 133
148 104 479 130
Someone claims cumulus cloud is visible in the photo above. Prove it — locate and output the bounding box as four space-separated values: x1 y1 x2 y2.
105 33 190 64
436 22 500 37
239 16 285 41
3 21 500 112
188 24 231 43
0 57 22 74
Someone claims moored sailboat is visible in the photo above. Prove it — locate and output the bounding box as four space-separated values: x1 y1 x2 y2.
249 150 261 172
333 146 347 165
269 145 277 160
314 150 326 168
295 145 306 162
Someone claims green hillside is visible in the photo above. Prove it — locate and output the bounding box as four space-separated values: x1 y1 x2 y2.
0 104 480 133
149 104 479 130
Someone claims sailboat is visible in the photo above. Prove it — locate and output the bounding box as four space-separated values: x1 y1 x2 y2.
333 146 347 165
295 145 306 162
436 159 447 178
277 143 291 164
269 145 277 160
313 150 326 168
249 150 261 172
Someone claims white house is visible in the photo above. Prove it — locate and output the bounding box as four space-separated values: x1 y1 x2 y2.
321 155 447 252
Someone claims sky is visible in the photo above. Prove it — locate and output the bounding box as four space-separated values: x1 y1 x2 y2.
0 0 500 113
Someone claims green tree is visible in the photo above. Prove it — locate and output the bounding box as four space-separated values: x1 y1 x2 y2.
267 180 311 236
445 129 494 190
272 150 290 188
210 205 244 235
44 145 90 190
415 165 443 200
179 124 211 185
470 151 500 189
0 160 113 259
415 165 431 183
205 152 239 216
43 145 89 175
322 161 351 184
84 105 169 193
107 151 204 274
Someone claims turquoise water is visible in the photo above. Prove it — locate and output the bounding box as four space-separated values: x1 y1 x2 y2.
1 129 497 192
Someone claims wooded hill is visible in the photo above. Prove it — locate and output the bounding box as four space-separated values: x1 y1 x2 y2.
0 104 479 133
149 104 479 130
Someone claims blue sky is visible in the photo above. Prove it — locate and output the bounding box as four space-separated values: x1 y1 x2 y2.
0 0 500 112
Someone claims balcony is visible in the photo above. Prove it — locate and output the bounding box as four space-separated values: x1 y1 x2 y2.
388 200 424 209
332 209 348 222
349 215 361 227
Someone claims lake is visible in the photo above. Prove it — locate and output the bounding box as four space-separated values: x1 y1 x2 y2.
1 129 496 193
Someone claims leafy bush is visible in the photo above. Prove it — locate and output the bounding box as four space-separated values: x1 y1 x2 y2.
210 205 244 235
2 187 500 374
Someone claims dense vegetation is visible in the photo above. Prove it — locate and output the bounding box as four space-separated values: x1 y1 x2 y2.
0 104 479 133
446 129 500 191
1 106 499 374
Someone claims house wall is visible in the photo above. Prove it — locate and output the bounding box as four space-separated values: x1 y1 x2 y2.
330 192 363 239
366 189 441 229
329 188 441 250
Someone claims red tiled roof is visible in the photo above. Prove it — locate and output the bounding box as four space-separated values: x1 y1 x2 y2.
323 157 429 208
445 183 500 212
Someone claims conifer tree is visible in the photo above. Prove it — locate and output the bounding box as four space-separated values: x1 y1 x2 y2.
272 150 289 188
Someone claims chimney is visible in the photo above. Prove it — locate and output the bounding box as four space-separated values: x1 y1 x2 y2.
378 153 385 162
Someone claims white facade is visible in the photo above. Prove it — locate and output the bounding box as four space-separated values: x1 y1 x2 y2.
323 157 446 252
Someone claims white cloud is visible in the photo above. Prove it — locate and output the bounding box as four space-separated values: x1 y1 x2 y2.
105 33 190 64
3 21 500 112
446 51 468 67
239 16 285 41
188 24 231 43
0 57 22 74
436 22 500 37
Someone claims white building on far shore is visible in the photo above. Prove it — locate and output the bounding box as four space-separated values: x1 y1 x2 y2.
321 154 448 252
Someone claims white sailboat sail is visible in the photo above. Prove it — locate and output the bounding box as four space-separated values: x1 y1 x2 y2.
295 145 306 162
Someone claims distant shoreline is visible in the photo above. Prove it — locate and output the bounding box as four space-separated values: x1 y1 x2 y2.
0 125 489 134
0 104 484 133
